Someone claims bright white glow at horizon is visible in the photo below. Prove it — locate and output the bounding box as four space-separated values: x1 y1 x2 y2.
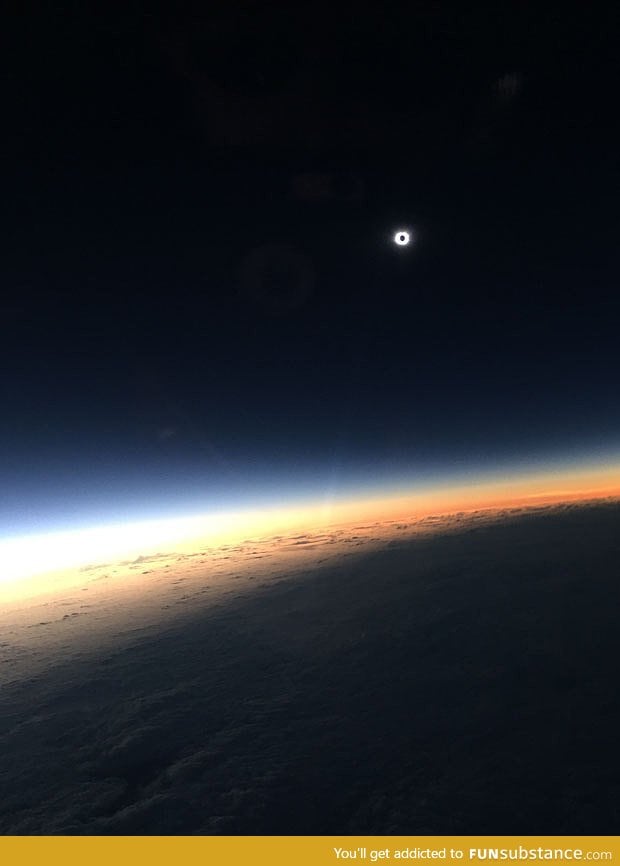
0 511 247 589
0 501 348 590
3 457 620 594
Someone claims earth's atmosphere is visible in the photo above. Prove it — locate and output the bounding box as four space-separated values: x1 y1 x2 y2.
1 499 619 834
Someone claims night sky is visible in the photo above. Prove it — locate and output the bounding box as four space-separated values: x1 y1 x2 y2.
3 3 620 538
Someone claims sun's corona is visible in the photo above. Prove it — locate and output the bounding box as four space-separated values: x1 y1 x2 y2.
393 229 411 246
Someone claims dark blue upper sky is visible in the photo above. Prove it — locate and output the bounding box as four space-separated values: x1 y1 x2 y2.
2 2 620 537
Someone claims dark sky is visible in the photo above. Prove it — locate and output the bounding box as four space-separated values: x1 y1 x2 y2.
2 2 620 535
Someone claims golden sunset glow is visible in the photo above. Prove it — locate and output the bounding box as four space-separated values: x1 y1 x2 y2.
2 460 620 604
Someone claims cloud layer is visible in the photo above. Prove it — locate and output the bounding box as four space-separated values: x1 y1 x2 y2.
1 501 619 834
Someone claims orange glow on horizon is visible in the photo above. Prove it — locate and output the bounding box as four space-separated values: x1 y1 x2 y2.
2 460 620 603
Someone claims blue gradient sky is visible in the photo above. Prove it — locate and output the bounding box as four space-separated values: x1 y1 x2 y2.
3 438 620 542
2 6 619 547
